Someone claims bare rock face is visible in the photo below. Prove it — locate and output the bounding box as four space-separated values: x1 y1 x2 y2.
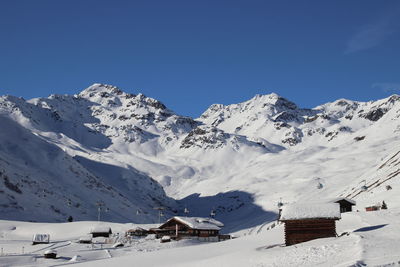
180 126 229 149
282 128 303 146
359 108 386 121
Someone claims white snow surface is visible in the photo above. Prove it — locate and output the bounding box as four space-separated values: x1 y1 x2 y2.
280 203 341 220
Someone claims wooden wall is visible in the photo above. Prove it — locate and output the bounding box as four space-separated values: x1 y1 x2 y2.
283 219 337 246
159 219 189 231
365 206 380 212
335 200 353 213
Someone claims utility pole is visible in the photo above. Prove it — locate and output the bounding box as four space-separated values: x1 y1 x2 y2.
153 207 165 224
277 198 283 221
360 180 368 192
184 207 189 216
96 201 105 222
210 209 216 218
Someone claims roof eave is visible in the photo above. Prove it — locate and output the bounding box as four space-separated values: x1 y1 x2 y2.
280 217 341 222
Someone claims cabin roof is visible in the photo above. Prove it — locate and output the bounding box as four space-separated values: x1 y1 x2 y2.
330 197 356 205
280 203 341 221
161 216 224 230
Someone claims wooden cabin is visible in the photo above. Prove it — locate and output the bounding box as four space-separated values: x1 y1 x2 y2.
90 226 112 238
157 216 224 242
280 203 341 246
331 198 356 213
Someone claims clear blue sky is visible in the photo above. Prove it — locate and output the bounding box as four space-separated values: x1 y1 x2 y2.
0 0 399 117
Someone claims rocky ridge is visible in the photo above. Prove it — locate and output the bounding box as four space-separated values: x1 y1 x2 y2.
1 83 400 223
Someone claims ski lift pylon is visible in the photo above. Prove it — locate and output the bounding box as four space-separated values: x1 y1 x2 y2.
360 180 368 192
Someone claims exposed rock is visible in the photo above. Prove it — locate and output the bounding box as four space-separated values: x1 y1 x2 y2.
282 128 303 146
2 174 22 194
325 131 338 141
305 115 318 123
180 127 229 149
274 111 299 123
354 136 366 141
359 108 386 121
274 122 291 130
339 126 352 132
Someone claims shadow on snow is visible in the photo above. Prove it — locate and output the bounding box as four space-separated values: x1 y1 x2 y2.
353 224 388 232
177 191 277 233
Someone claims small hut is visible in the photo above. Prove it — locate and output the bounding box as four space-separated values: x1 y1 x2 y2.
32 234 50 245
280 203 341 246
330 198 356 213
90 226 112 238
78 235 92 244
44 249 57 259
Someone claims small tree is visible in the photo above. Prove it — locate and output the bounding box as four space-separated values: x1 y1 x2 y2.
381 201 387 210
67 215 73 222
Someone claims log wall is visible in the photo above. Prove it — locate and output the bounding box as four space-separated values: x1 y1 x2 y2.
283 219 337 246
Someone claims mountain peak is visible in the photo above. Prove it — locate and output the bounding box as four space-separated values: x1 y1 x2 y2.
248 93 297 110
251 92 280 100
79 83 124 98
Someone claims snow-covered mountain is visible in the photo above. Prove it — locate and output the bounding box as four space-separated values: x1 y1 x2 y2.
199 93 399 147
1 83 400 228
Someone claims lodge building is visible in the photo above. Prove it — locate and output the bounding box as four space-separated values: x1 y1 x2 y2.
154 216 225 242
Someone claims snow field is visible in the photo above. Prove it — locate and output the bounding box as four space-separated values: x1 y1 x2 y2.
1 208 400 266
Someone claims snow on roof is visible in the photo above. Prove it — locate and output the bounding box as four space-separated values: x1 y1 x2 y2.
79 235 92 241
32 234 50 242
44 249 57 254
329 197 356 205
166 216 224 230
280 203 341 220
90 226 112 233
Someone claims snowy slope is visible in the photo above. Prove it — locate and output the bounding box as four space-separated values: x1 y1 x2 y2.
0 95 176 223
1 84 400 231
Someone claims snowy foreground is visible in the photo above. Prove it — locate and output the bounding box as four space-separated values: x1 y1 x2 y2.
1 209 400 267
